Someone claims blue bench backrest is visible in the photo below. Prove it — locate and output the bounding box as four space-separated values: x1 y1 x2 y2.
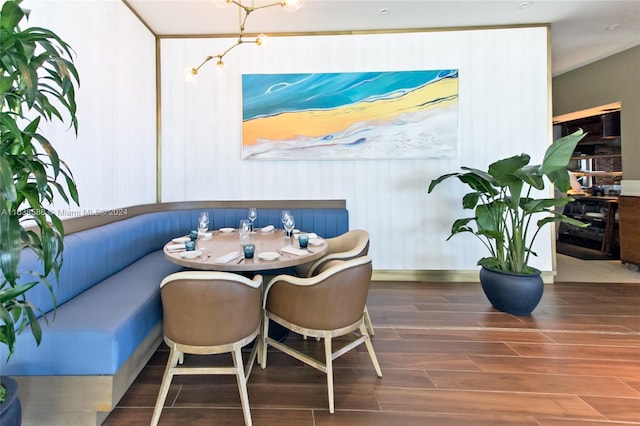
16 207 349 316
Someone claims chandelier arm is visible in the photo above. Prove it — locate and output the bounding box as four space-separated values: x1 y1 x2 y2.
191 0 299 75
219 40 242 61
250 1 285 12
194 55 215 72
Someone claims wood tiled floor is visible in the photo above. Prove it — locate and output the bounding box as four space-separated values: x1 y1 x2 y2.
104 278 640 425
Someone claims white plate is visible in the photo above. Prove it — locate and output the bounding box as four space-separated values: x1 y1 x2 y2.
308 238 324 246
180 250 202 259
585 212 605 218
258 252 279 261
219 228 234 233
172 236 190 244
261 225 274 232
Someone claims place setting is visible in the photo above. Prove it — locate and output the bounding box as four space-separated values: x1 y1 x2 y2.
162 207 327 271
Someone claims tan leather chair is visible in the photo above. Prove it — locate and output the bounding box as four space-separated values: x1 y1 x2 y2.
151 271 262 426
295 229 375 335
262 256 382 413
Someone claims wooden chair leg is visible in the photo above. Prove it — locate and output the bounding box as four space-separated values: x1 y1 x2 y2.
360 324 382 377
260 316 269 368
245 335 259 379
363 306 375 336
150 346 181 426
323 331 335 414
232 346 253 426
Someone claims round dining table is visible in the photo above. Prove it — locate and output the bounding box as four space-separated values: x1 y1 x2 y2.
163 228 328 273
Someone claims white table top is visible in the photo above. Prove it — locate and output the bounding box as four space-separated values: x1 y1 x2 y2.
163 228 328 272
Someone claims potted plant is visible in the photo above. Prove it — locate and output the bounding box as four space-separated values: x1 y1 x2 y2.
0 0 80 419
428 129 587 315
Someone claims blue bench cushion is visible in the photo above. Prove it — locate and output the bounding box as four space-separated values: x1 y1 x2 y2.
2 251 183 375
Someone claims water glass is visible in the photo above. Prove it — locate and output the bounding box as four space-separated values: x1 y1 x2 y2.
198 211 209 233
239 219 250 244
189 230 198 241
298 234 309 248
185 240 196 251
242 243 255 259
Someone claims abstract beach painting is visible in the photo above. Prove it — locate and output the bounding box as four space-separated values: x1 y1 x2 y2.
241 70 458 160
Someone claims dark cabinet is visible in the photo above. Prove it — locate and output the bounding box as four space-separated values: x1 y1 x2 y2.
555 109 623 256
619 196 640 270
557 110 622 189
558 196 619 255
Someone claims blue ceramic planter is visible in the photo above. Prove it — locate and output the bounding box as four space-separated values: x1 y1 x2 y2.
0 376 22 426
479 266 543 316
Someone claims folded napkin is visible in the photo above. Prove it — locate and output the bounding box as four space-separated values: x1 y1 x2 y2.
261 225 274 232
215 251 241 263
296 233 318 240
166 243 186 252
280 246 309 256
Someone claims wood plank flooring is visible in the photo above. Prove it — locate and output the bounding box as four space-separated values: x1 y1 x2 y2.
104 279 640 425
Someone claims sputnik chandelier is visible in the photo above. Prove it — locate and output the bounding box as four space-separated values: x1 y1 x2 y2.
187 0 303 78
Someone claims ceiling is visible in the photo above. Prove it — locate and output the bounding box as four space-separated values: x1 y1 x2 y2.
125 0 640 76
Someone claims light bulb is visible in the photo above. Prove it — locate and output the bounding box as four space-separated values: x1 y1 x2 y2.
216 59 225 69
183 68 198 83
213 0 232 9
256 33 268 47
281 0 303 12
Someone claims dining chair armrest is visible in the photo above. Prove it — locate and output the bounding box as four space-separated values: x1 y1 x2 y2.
263 256 371 307
161 271 262 289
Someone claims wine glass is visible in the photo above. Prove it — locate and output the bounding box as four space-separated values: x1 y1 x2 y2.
198 212 209 234
284 215 295 243
248 208 257 232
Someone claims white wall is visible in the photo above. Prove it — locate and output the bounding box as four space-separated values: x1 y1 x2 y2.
22 0 157 215
160 27 553 272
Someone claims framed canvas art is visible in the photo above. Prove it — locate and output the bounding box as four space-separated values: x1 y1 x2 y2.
242 70 458 160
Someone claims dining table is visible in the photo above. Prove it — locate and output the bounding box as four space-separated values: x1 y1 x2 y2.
163 227 328 273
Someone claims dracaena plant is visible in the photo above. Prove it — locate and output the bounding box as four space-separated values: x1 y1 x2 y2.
0 0 79 362
428 129 587 274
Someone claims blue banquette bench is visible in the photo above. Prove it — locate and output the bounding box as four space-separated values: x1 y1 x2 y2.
2 200 348 425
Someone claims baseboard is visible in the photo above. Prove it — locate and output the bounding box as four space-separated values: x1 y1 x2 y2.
372 269 556 284
15 323 163 426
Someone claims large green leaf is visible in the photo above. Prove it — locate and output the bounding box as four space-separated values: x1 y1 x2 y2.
428 172 458 193
488 154 530 186
0 75 13 93
462 192 481 210
458 170 498 196
14 55 38 107
523 197 567 215
541 129 585 174
516 165 545 190
0 0 25 32
546 167 572 192
476 202 504 235
0 281 39 304
0 155 17 201
0 212 22 283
